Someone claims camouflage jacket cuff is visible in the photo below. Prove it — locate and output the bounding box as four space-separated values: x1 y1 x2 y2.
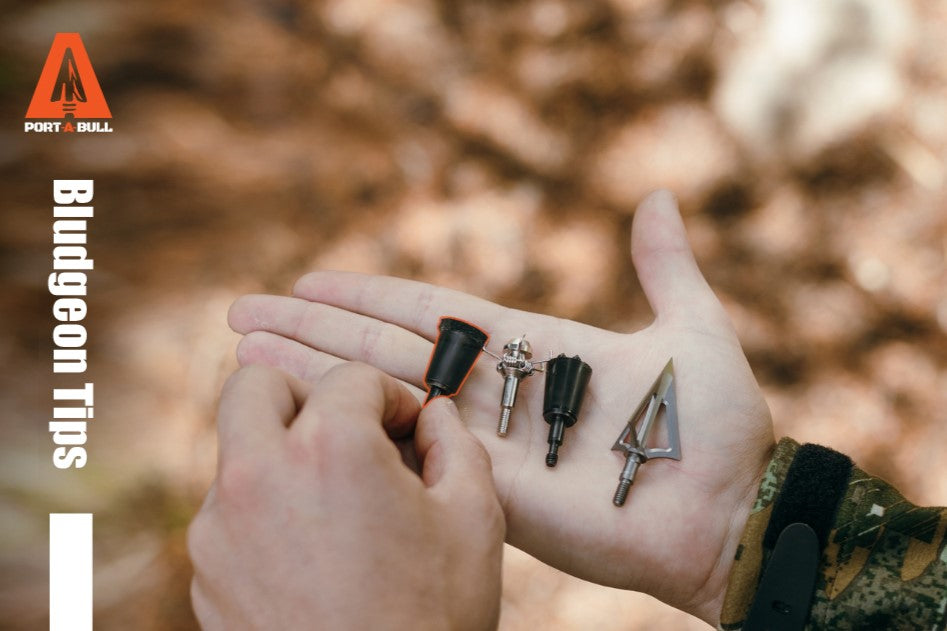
718 437 947 630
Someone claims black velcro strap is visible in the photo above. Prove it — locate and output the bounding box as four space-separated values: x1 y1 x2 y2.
763 443 853 552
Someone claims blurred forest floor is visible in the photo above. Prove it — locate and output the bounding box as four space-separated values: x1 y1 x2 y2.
1 0 945 629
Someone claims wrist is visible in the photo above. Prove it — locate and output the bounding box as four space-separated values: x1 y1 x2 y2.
692 441 777 626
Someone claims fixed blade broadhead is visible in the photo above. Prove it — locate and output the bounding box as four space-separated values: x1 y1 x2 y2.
611 359 680 506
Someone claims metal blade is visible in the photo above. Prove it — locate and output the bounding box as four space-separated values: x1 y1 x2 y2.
645 361 681 461
611 359 681 461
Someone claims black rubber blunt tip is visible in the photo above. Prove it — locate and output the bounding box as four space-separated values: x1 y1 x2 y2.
542 354 592 466
424 317 488 404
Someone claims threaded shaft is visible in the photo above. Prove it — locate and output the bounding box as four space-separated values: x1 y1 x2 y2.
613 479 632 506
497 408 512 436
545 441 560 467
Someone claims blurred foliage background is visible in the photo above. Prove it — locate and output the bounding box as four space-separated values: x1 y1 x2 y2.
1 0 945 628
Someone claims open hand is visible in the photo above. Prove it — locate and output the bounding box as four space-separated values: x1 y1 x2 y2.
227 191 776 624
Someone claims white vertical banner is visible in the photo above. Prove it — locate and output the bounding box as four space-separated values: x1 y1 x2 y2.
49 513 93 631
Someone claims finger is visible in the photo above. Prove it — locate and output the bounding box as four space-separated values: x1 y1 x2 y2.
236 331 428 401
237 330 334 383
230 295 431 386
414 397 496 497
292 363 421 445
631 190 729 327
291 271 512 341
216 365 302 459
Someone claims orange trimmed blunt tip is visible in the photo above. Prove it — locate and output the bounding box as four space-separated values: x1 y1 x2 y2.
423 316 490 406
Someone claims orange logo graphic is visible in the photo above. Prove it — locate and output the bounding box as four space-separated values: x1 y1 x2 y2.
25 33 112 133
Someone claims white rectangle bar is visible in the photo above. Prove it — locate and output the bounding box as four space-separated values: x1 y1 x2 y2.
50 513 93 631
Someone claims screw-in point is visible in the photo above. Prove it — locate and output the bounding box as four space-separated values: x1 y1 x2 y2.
613 478 632 506
545 443 560 467
497 408 511 437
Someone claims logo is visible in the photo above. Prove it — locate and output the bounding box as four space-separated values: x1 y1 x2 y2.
25 33 112 133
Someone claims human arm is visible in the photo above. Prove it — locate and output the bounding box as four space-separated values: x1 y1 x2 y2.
187 363 505 630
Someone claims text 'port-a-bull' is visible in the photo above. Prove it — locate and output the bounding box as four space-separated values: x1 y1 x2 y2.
24 121 113 133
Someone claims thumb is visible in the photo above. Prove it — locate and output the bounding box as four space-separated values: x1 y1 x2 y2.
632 190 728 328
414 398 496 499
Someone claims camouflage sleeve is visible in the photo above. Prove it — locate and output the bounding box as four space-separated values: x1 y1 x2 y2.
719 437 947 631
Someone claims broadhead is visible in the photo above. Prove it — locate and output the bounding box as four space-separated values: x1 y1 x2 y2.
611 359 680 507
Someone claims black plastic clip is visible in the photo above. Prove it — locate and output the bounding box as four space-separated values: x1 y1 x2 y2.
743 522 820 631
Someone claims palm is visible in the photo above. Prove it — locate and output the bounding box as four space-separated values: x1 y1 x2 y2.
227 192 775 623
430 312 770 615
